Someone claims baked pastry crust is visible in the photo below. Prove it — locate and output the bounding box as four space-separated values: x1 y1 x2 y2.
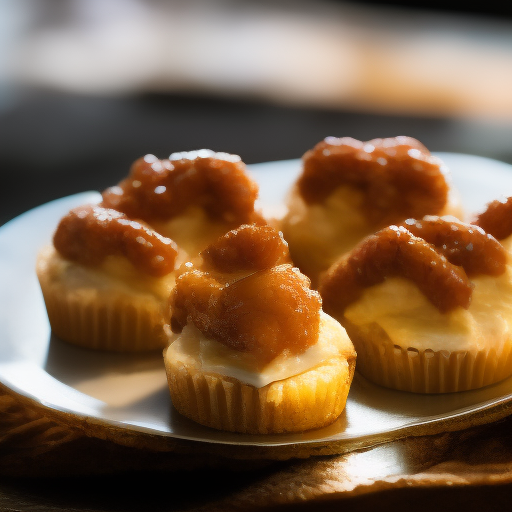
343 316 512 394
164 314 356 434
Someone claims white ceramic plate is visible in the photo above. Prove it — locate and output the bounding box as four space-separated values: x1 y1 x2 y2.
2 152 512 449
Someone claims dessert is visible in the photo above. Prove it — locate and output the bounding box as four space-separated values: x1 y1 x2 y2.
318 216 512 393
163 224 356 433
280 136 463 287
101 150 265 258
37 204 181 351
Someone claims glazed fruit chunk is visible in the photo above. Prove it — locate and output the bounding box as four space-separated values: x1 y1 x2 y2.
319 217 508 317
101 150 259 224
170 225 321 366
319 225 473 316
299 136 449 226
201 224 290 273
53 205 178 277
474 196 512 241
401 217 506 276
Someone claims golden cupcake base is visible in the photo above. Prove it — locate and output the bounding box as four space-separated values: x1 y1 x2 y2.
346 322 512 393
164 353 355 434
37 250 169 352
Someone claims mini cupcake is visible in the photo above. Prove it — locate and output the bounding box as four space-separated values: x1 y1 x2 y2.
163 224 356 434
318 216 512 393
101 150 265 258
37 204 180 352
280 136 463 288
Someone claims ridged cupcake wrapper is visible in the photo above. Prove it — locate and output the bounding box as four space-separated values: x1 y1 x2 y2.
164 356 355 434
39 280 168 352
349 323 512 393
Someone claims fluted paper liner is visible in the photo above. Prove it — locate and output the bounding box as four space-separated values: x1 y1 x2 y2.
37 258 168 352
345 321 512 393
164 353 355 434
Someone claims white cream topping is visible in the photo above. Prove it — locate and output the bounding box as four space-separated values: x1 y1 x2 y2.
40 245 176 300
165 311 354 388
281 177 462 283
344 267 512 353
152 205 238 257
281 185 369 278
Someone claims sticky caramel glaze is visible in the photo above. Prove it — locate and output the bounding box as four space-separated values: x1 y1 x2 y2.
53 205 178 277
401 217 507 277
201 224 291 273
170 225 321 366
298 136 449 226
474 197 512 241
101 150 260 224
319 226 473 317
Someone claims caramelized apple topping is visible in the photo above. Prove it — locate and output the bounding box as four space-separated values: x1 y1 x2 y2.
401 217 506 276
298 136 449 226
170 226 321 365
319 225 473 317
201 224 291 273
474 197 512 241
101 150 260 224
53 205 178 277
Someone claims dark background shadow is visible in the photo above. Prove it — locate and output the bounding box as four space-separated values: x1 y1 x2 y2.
3 90 512 227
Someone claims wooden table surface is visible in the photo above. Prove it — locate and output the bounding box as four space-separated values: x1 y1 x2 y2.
2 379 512 512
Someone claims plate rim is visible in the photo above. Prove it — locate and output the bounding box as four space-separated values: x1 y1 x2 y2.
2 152 512 454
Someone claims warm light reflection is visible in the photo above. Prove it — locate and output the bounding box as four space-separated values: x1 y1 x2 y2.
340 442 410 483
74 368 168 408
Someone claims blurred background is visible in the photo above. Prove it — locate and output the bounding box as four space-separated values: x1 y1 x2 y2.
2 0 512 226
